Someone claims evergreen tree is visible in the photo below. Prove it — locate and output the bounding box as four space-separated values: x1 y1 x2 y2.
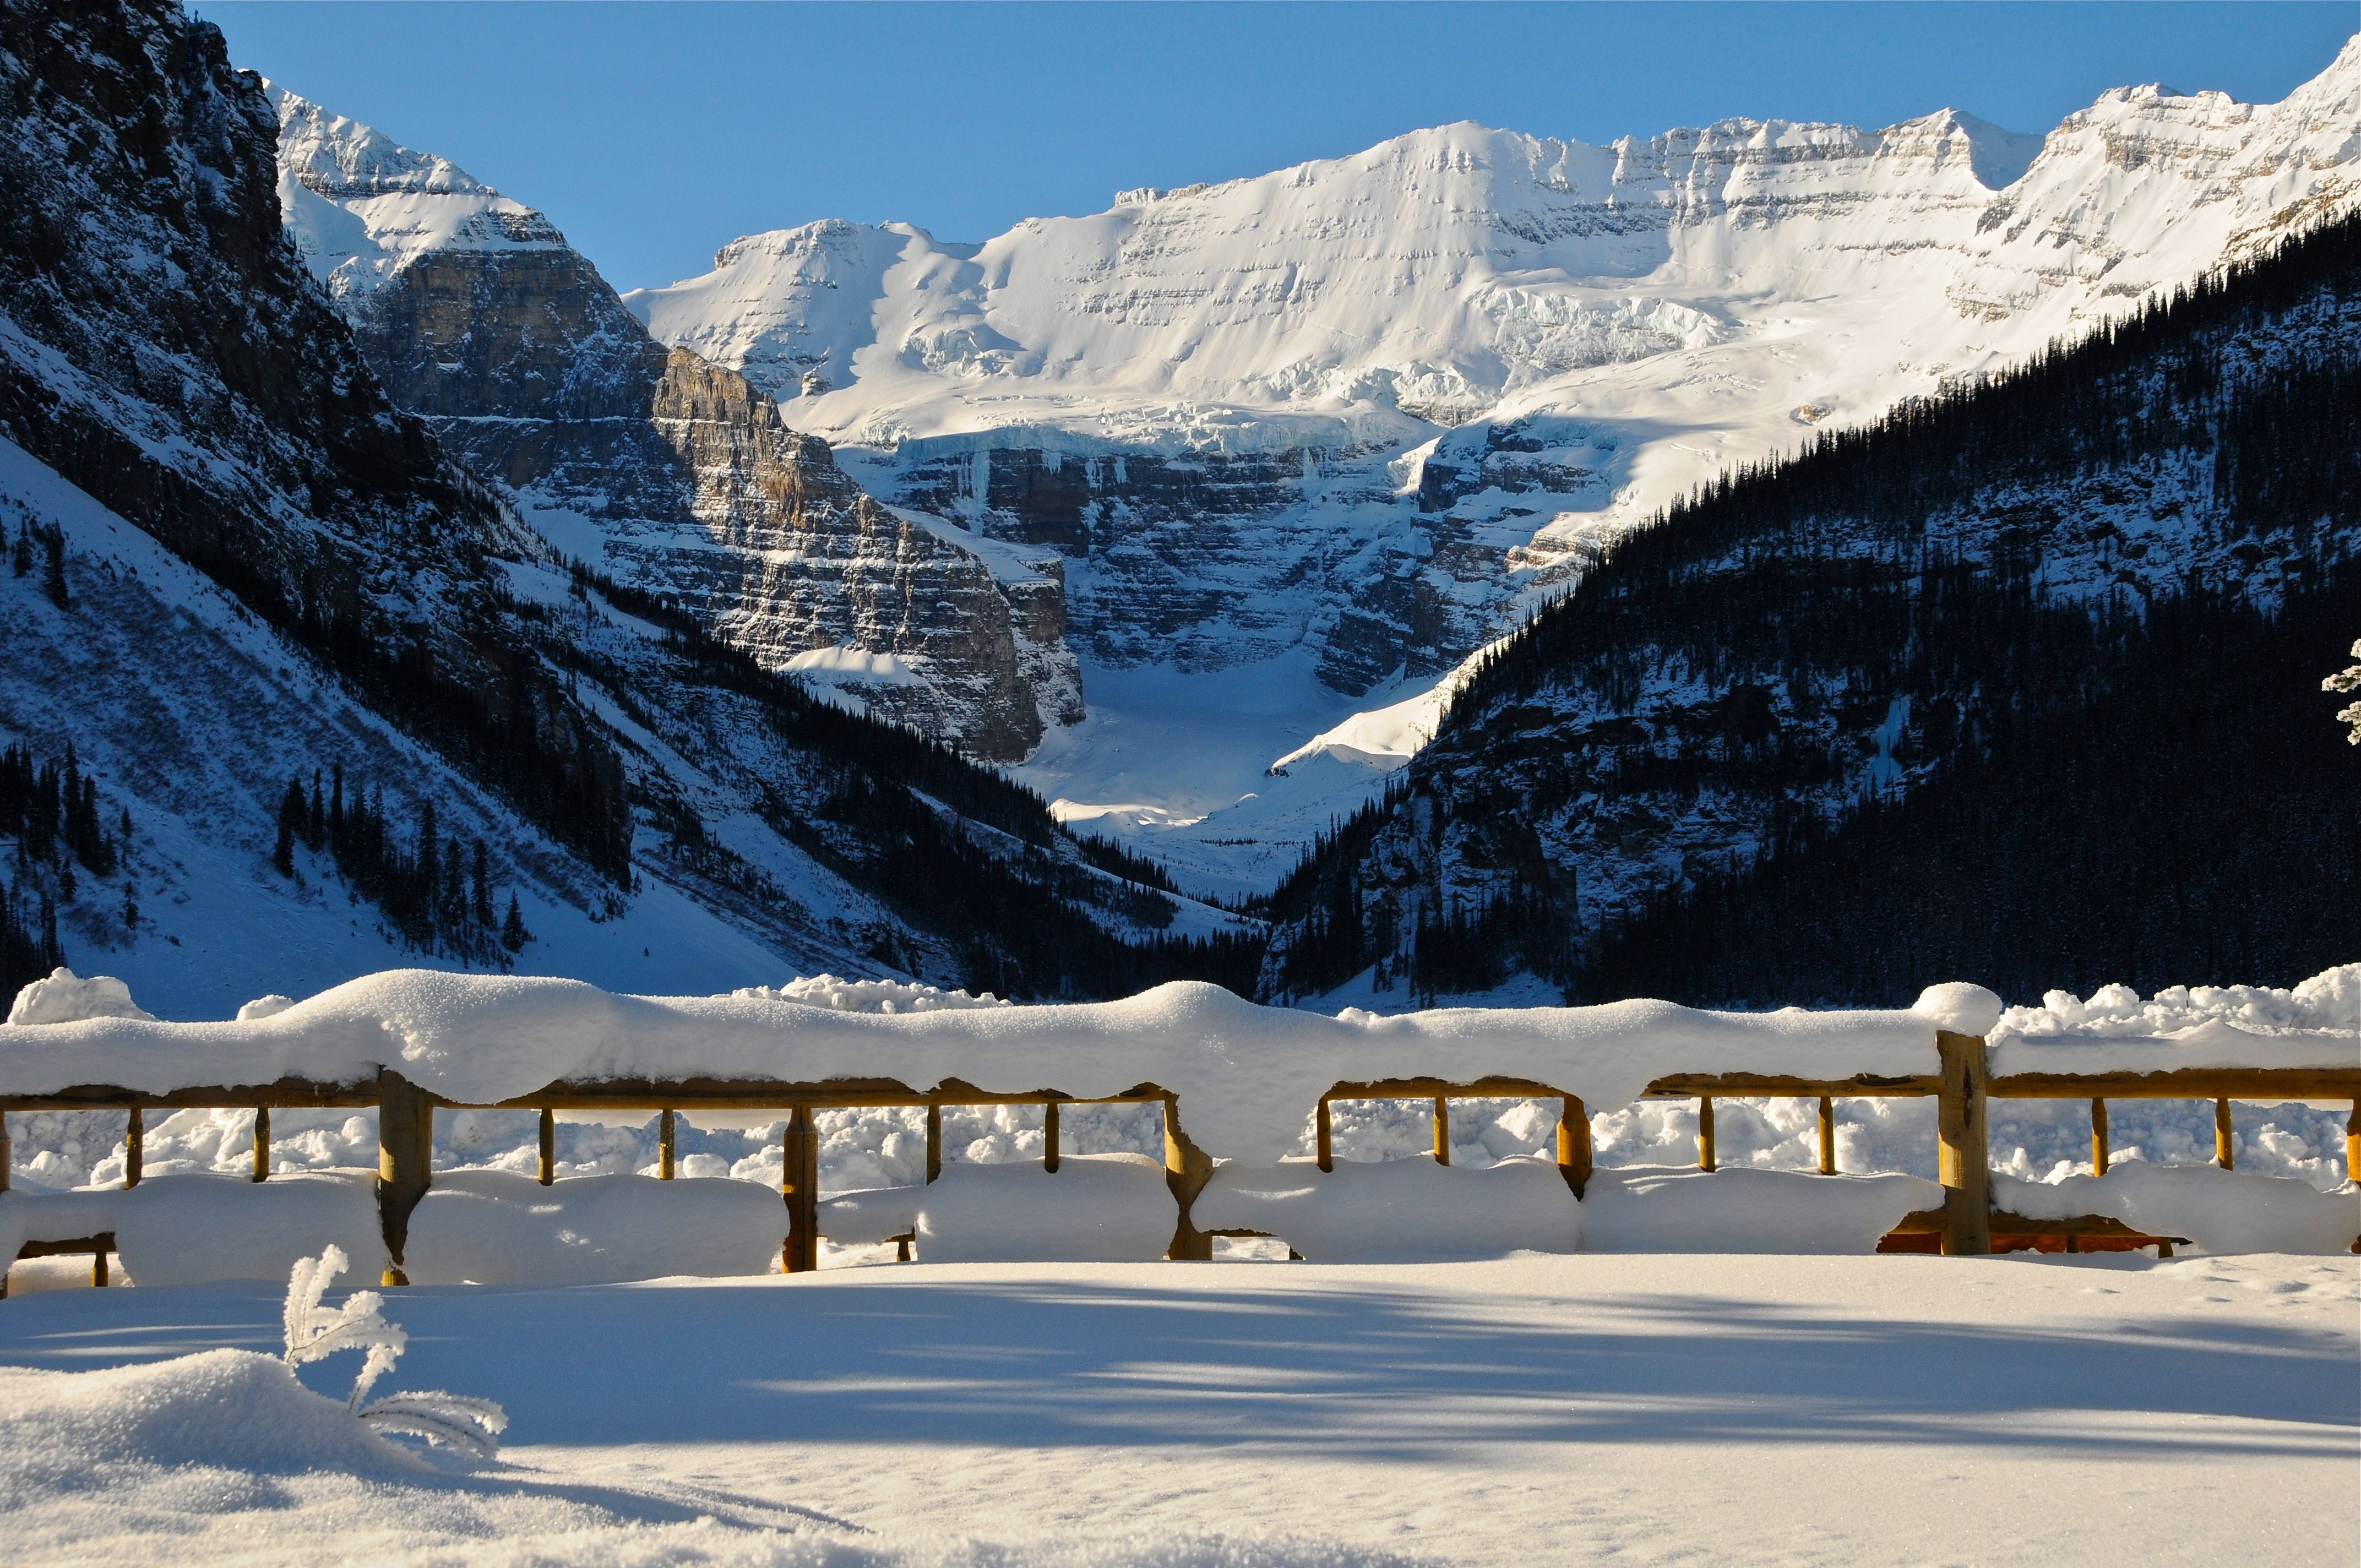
501 891 529 953
40 524 67 610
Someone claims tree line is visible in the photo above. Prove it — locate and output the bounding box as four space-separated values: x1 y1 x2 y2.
269 761 530 968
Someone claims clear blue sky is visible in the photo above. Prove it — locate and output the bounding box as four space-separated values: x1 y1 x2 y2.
199 1 2357 294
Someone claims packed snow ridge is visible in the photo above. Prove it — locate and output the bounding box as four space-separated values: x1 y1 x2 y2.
5 966 2354 1167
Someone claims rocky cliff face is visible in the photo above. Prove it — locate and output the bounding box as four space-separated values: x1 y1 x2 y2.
0 0 625 869
273 86 1079 761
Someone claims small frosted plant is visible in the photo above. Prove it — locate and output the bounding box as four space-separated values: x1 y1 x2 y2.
2325 640 2361 744
282 1245 507 1461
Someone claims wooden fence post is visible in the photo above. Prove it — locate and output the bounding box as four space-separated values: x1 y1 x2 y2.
1163 1095 1214 1261
1817 1096 1835 1175
1432 1097 1450 1166
537 1107 555 1185
0 1112 10 1193
2091 1098 2109 1177
1315 1097 1334 1173
2347 1101 2358 1191
925 1102 942 1183
1936 1031 1991 1256
1044 1099 1062 1173
377 1069 434 1286
251 1105 270 1182
1697 1097 1716 1173
2215 1099 2234 1170
659 1109 676 1179
1557 1095 1591 1198
782 1105 818 1273
125 1107 143 1188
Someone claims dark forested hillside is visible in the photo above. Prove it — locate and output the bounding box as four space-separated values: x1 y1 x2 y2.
1261 211 2361 1007
0 0 1262 1005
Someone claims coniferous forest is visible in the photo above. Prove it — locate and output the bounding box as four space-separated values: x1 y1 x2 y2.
1263 210 2361 1006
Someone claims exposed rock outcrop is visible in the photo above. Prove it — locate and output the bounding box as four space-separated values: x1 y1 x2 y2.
273 86 1078 760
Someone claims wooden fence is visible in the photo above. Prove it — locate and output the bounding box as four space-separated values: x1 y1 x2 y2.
4 1030 2356 1286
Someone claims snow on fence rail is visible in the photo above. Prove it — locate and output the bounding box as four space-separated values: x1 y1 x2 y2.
1 970 2355 1287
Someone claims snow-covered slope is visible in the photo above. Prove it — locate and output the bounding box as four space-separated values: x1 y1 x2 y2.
0 1 1253 1019
628 39 2361 892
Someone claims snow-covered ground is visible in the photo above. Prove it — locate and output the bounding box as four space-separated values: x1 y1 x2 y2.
1 1252 2353 1565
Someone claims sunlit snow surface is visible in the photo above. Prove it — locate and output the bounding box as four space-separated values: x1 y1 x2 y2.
0 1253 2353 1566
617 43 2361 885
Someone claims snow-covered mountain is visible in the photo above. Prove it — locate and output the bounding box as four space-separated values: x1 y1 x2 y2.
0 0 1250 1019
1259 213 2361 1008
623 39 2360 895
271 86 1080 763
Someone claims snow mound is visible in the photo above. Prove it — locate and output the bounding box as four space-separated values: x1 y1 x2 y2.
7 966 155 1026
733 974 1010 1014
0 1173 389 1286
0 1349 429 1493
1198 1156 1580 1260
1997 965 2361 1038
237 994 298 1021
404 1171 790 1286
910 1155 1176 1262
1989 964 2361 1075
1577 1167 1939 1253
1995 1166 2361 1254
1912 982 2004 1038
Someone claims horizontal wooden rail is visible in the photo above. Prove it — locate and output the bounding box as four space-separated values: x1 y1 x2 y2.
1989 1069 2361 1099
1647 1072 1941 1098
470 1076 1172 1112
3 1044 2353 1278
3 1232 118 1296
0 1077 377 1112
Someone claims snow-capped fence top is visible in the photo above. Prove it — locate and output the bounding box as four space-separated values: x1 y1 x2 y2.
0 970 2009 1163
5 967 2355 1164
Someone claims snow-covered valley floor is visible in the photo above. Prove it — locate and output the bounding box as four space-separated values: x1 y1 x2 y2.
1 1253 2353 1566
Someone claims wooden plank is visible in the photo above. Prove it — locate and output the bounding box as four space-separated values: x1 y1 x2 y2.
251 1105 270 1183
1887 1207 2187 1242
782 1106 818 1273
125 1107 142 1188
1163 1095 1214 1261
1329 1076 1567 1101
1315 1097 1333 1173
0 1111 9 1193
1558 1096 1591 1198
15 1232 118 1257
1045 1099 1062 1174
1649 1072 1939 1098
1937 1032 1992 1256
2215 1098 2235 1170
475 1075 1172 1113
1989 1068 2361 1100
2092 1098 2109 1177
1433 1097 1450 1166
0 1079 377 1111
925 1102 942 1184
1697 1096 1716 1172
537 1107 555 1186
1816 1096 1835 1175
659 1108 676 1180
377 1069 435 1287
